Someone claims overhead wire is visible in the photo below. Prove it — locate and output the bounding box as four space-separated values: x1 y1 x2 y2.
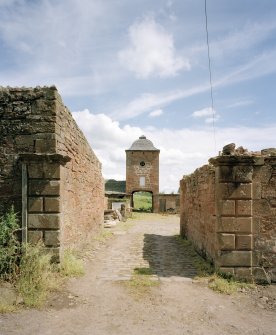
204 0 217 151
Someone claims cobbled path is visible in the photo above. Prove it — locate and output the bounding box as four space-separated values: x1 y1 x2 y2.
98 214 198 282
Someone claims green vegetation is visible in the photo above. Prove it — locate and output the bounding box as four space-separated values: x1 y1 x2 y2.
0 206 21 281
134 267 153 275
0 207 87 312
133 192 152 212
105 179 126 192
176 235 254 294
207 274 254 295
60 249 85 277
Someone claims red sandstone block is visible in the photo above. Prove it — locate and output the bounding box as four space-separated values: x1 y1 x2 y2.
233 166 253 182
28 197 43 212
235 267 252 280
236 234 252 250
219 183 252 199
28 180 60 196
44 197 60 212
28 213 60 229
28 230 43 244
218 251 252 267
220 200 235 216
218 217 252 233
218 233 235 250
236 200 252 216
44 230 60 247
28 163 60 179
35 139 56 153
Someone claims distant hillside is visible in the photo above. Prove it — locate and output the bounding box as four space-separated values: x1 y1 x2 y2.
105 179 126 193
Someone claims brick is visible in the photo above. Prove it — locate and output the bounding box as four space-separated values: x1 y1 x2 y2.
28 180 60 196
220 200 235 216
218 251 252 267
236 200 252 216
218 233 235 250
28 230 43 244
28 213 60 229
44 197 60 212
233 166 253 182
218 217 252 233
28 197 43 212
236 234 252 250
219 183 252 199
45 230 60 246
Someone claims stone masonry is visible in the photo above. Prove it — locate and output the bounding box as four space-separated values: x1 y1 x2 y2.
180 145 276 283
126 135 160 212
0 86 104 259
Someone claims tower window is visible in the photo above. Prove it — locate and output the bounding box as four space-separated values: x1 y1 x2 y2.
140 161 145 167
139 176 145 187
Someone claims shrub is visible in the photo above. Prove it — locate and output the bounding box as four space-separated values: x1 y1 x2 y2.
0 206 21 281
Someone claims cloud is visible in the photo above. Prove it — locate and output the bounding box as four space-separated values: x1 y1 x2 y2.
148 109 163 118
192 107 220 124
118 16 189 78
72 109 276 193
226 99 254 109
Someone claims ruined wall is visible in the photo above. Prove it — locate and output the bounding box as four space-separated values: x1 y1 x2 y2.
158 194 180 214
180 165 216 261
0 87 104 257
180 147 276 282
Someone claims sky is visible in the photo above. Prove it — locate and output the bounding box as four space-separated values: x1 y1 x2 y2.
1 0 276 192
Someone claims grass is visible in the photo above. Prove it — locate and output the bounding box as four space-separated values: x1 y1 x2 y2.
122 267 159 298
207 274 255 295
133 192 152 212
0 304 17 313
175 235 254 294
60 249 85 278
93 229 113 242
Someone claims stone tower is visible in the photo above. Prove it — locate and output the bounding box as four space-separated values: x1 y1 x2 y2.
125 135 160 212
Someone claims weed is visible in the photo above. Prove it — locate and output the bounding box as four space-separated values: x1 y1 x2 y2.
17 243 55 307
133 267 153 275
60 249 85 277
207 274 254 295
0 206 21 281
93 229 113 242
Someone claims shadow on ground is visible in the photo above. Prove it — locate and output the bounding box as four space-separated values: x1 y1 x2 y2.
141 234 198 278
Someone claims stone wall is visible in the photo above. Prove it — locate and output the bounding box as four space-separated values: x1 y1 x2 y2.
158 194 180 214
0 86 104 258
180 165 216 261
180 146 276 282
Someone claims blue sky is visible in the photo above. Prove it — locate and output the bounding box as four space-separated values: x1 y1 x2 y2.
1 0 276 191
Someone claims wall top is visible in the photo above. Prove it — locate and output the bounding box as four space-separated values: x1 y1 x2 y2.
126 135 160 152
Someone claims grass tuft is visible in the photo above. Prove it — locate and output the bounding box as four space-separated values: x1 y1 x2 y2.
17 243 56 307
207 274 254 295
60 249 85 277
133 267 153 275
0 304 17 313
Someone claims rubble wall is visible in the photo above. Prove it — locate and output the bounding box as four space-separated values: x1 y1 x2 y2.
180 165 216 261
0 87 104 257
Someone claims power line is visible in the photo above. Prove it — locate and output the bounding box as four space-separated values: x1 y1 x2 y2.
204 0 217 151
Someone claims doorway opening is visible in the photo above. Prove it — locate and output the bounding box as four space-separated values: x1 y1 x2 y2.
132 191 153 212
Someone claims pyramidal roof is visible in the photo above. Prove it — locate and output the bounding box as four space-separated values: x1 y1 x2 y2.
126 135 160 151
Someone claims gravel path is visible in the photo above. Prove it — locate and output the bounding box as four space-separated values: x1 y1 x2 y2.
1 214 275 335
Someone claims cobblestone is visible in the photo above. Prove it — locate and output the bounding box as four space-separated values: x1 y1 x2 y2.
98 214 198 282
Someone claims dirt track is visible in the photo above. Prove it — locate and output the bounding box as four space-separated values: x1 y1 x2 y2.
1 214 275 335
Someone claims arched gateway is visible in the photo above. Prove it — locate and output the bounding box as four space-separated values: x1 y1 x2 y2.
125 135 160 212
